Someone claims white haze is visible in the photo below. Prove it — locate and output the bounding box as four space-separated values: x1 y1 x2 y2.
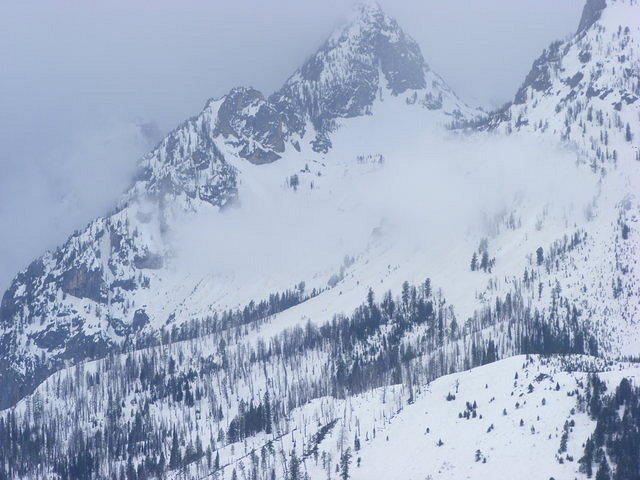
0 121 156 290
0 0 583 291
170 134 596 284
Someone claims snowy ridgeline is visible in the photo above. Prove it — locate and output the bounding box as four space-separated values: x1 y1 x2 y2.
0 0 639 479
461 0 640 168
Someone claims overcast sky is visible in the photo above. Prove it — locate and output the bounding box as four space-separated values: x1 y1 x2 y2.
0 0 583 291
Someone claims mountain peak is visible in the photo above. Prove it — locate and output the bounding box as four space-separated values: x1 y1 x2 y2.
326 1 429 94
268 0 475 152
350 1 385 18
346 1 394 32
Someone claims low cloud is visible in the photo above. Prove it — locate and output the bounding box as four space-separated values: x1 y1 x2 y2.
0 120 159 291
0 0 584 292
170 131 596 285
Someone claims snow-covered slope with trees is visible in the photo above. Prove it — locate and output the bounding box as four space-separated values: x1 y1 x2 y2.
0 2 478 411
465 0 640 356
0 1 639 479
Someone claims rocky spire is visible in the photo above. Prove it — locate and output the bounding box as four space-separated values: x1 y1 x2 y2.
269 1 471 151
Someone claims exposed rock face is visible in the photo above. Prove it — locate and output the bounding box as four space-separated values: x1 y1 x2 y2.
513 40 563 105
60 266 106 303
577 0 607 34
214 87 287 165
133 251 164 270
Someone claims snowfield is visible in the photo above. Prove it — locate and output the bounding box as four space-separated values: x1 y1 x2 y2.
343 355 639 480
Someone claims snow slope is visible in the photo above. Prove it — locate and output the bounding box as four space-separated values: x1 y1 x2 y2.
307 355 640 480
0 1 639 479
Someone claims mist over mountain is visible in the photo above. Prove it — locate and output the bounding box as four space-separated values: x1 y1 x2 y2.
0 1 639 479
0 0 584 293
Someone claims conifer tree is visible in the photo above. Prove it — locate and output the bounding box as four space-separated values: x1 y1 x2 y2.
264 391 272 434
595 457 610 480
289 451 301 480
169 430 182 469
480 251 489 272
340 448 352 480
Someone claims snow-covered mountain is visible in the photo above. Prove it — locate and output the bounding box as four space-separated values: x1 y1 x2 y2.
1 1 639 479
0 1 477 411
